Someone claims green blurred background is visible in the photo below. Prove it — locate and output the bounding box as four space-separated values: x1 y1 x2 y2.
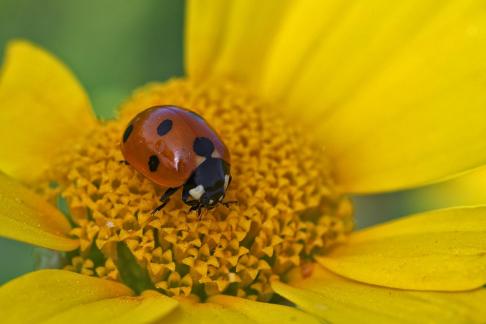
0 0 185 119
0 0 473 285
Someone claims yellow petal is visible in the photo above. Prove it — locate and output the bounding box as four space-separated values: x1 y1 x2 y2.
0 270 133 323
164 295 319 324
187 0 486 193
273 265 486 323
319 206 486 291
0 40 96 182
43 290 178 324
185 0 229 80
267 0 486 193
185 0 291 83
0 172 78 251
208 295 320 324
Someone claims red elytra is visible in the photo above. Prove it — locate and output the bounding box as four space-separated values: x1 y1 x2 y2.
121 105 230 188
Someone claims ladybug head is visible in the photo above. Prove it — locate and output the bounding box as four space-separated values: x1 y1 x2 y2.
182 157 231 210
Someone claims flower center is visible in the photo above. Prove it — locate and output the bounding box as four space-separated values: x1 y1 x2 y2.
42 79 353 301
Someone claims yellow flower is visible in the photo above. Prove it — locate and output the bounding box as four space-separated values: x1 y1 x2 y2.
1 1 486 323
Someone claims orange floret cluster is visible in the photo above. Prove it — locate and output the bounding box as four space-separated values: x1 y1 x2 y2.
43 79 353 301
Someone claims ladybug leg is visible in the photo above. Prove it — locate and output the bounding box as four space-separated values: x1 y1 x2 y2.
152 187 179 214
151 203 166 215
197 206 204 220
222 200 238 208
187 203 206 220
182 189 201 211
187 199 200 212
119 160 129 165
182 189 194 205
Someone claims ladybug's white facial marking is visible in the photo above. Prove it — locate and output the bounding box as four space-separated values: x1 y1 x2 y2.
194 150 225 172
212 150 221 159
195 155 206 167
224 175 230 190
189 184 205 200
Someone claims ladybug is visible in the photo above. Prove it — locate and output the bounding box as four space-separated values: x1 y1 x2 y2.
120 105 234 216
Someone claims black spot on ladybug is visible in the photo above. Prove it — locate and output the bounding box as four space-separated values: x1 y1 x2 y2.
148 155 160 172
123 124 133 143
157 119 173 136
193 137 214 157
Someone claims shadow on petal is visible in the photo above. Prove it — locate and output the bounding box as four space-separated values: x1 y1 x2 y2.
0 172 78 251
162 294 320 323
